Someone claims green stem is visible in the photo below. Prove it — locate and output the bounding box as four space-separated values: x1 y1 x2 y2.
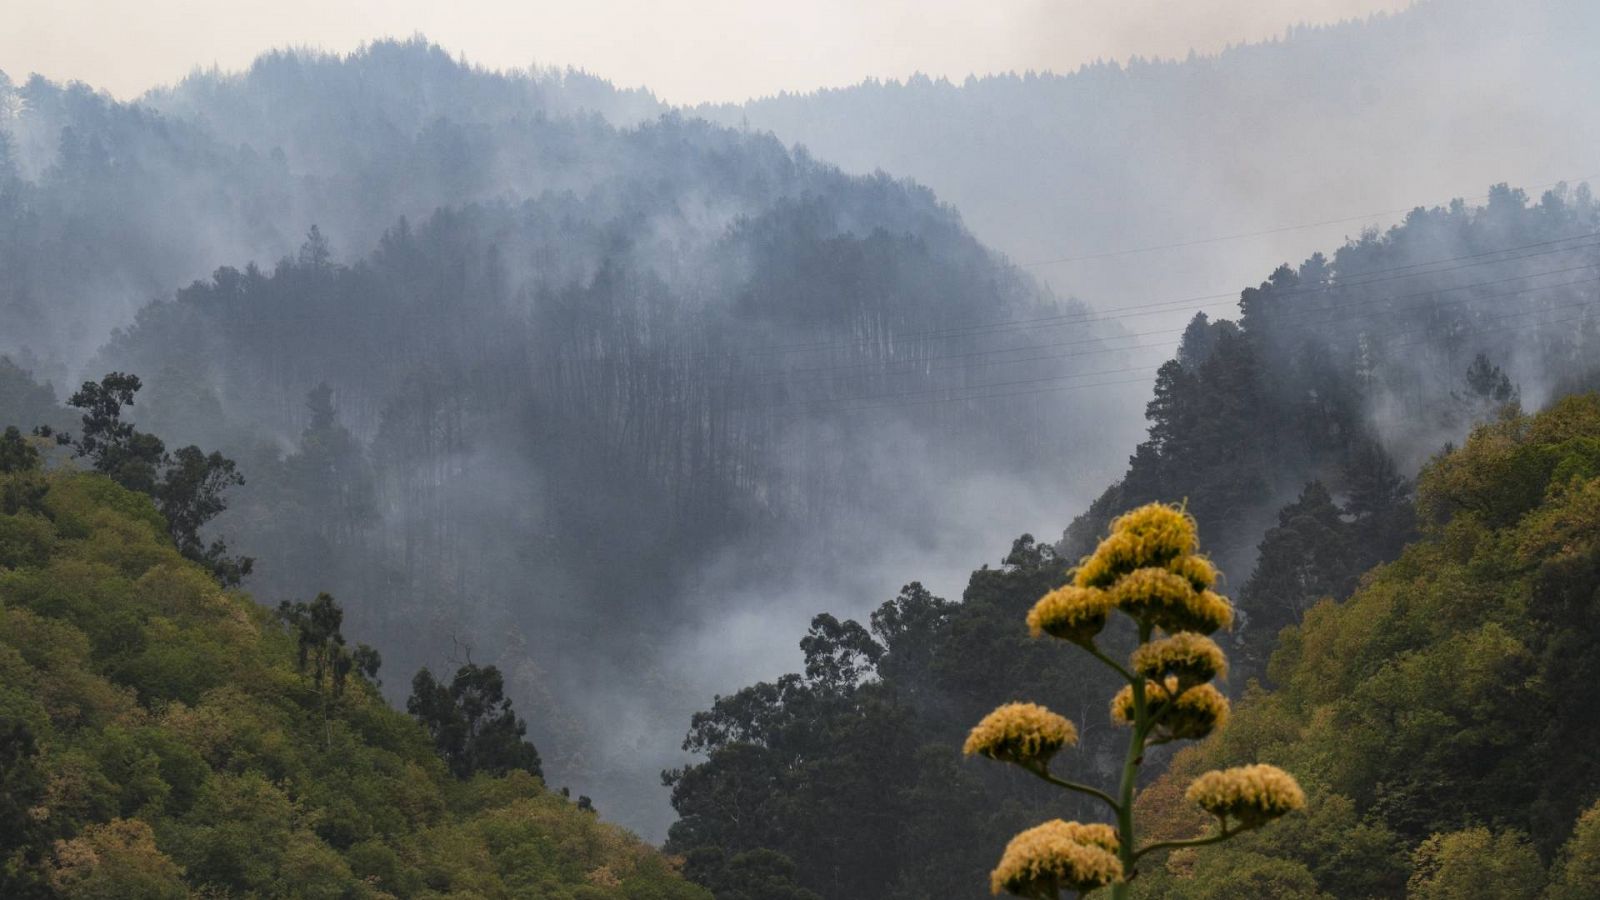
1034 770 1121 816
1134 821 1233 862
1110 623 1154 900
1111 699 1143 889
1087 643 1137 685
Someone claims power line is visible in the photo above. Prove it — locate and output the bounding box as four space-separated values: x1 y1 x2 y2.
723 229 1600 364
774 298 1600 420
1390 301 1600 352
756 274 1600 416
776 373 1165 419
742 249 1600 391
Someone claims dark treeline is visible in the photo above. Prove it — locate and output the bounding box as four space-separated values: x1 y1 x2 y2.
662 185 1600 898
1063 183 1600 622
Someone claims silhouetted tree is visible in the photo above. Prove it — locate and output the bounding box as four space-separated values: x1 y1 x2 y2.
1464 352 1520 407
1239 481 1352 658
277 592 378 699
65 373 165 493
407 663 542 779
62 373 252 584
0 426 37 475
278 593 381 750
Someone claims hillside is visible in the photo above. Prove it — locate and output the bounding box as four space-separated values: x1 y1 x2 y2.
9 10 1600 864
1132 393 1600 897
661 183 1600 898
0 40 660 366
661 395 1600 899
0 40 1133 834
0 435 706 899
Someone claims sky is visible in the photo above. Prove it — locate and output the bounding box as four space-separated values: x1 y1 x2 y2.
5 0 1417 104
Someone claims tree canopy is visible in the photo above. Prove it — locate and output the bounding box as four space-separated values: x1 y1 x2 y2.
0 448 706 898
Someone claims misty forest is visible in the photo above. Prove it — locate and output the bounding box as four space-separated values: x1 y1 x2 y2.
6 0 1600 897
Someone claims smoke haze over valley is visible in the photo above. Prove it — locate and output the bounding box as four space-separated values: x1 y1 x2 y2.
6 4 1600 896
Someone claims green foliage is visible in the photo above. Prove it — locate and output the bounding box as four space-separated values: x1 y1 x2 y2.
665 550 1130 899
1141 848 1330 900
407 663 543 780
0 456 706 898
1138 394 1600 896
0 425 39 474
1237 474 1415 672
47 819 187 900
1407 827 1544 900
1547 800 1600 900
59 373 252 585
278 592 371 698
682 848 821 900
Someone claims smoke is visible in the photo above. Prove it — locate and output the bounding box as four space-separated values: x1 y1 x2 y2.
5 2 1599 843
698 0 1600 338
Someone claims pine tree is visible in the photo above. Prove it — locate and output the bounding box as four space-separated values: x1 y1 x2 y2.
1238 482 1351 665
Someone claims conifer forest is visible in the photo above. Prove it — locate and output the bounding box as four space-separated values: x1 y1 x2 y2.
6 1 1600 896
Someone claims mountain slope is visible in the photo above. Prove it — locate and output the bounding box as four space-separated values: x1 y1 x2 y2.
1 41 1135 835
1133 393 1600 897
0 442 707 899
662 182 1600 898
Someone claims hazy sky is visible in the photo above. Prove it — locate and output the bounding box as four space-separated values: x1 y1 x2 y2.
6 0 1417 104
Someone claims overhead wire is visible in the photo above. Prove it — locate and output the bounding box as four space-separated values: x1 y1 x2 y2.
754 268 1600 417
775 292 1600 420
715 228 1600 369
739 241 1600 394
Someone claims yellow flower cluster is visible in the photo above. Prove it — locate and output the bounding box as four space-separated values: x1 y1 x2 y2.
1073 503 1198 589
1107 568 1234 635
1027 585 1113 645
1111 678 1230 741
989 820 1124 897
1052 503 1235 637
1166 554 1219 591
964 703 1078 769
974 504 1305 898
1131 632 1228 687
1052 821 1120 854
1185 764 1306 829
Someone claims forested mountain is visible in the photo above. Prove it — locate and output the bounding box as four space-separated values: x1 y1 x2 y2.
698 0 1600 320
1134 393 1600 897
662 184 1600 897
8 6 1600 882
0 434 707 898
0 40 666 367
0 40 1132 834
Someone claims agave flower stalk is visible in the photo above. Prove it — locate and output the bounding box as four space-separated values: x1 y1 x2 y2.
966 503 1305 899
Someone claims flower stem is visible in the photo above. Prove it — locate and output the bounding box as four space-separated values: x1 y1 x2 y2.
1034 770 1121 816
1134 824 1232 863
1110 622 1153 900
1087 643 1137 685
